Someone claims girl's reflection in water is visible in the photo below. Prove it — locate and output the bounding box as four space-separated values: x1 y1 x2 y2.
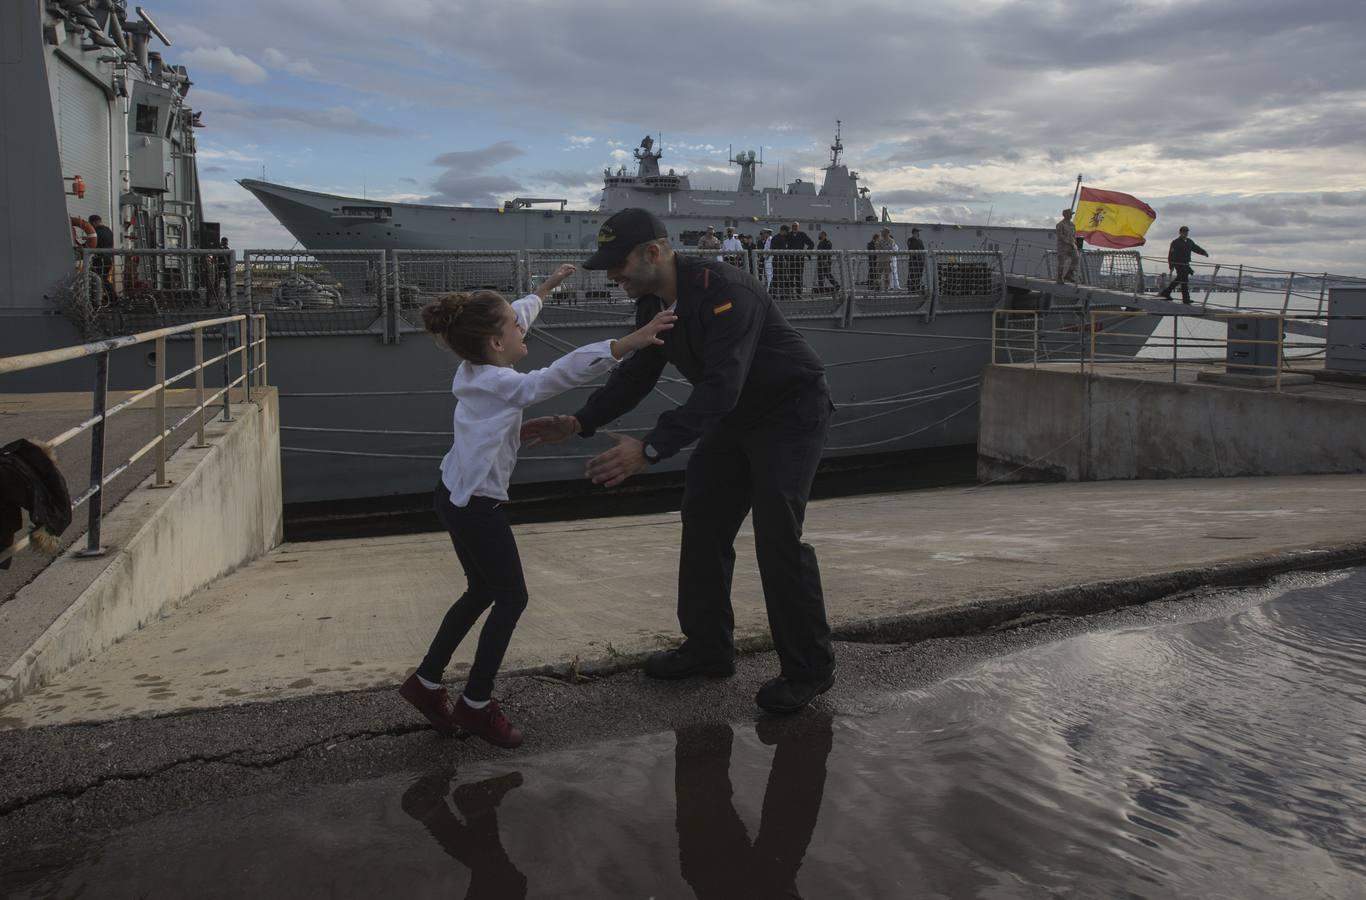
400 769 528 899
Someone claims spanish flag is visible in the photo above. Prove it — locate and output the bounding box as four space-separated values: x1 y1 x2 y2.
1074 187 1157 249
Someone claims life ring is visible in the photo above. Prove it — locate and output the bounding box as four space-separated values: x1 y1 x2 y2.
70 216 96 248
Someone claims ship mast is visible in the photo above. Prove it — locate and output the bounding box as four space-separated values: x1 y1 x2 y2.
828 120 843 169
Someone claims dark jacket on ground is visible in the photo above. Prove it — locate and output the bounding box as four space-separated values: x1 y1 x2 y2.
0 439 72 569
1168 236 1208 266
573 256 826 460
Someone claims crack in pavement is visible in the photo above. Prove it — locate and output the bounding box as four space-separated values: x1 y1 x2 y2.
0 721 433 818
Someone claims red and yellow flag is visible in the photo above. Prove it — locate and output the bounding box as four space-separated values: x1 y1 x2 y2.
1074 187 1156 249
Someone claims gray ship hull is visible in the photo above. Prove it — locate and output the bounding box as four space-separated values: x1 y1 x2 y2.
241 179 1060 275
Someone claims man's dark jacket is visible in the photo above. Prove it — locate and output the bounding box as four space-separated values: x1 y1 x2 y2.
1167 236 1208 266
574 256 826 460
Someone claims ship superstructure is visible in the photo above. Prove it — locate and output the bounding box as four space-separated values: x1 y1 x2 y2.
1 0 213 357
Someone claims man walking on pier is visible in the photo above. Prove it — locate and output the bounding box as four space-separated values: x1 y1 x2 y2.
1158 226 1209 304
523 208 837 714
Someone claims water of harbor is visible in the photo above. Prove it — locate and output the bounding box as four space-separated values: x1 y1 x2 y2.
6 570 1364 898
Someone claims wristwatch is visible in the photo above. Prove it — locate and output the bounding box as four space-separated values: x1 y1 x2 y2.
643 443 661 464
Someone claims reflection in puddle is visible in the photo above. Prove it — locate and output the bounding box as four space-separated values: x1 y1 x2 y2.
675 715 832 898
401 771 529 897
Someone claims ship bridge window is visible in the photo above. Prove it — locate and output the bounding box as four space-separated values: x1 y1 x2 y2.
135 103 159 135
339 206 392 220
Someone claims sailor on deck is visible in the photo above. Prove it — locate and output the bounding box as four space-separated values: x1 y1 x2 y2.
1055 209 1079 284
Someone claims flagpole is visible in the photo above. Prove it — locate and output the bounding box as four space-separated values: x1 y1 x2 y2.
1071 174 1084 250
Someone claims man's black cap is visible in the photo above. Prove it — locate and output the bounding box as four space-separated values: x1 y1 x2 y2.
583 208 670 270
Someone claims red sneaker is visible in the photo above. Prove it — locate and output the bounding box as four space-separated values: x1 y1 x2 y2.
453 696 524 749
399 673 458 735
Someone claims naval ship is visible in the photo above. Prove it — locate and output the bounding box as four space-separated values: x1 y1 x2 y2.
1 1 1157 514
242 130 1043 259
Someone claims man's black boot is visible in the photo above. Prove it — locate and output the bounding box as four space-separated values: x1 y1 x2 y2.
755 671 836 714
643 646 735 680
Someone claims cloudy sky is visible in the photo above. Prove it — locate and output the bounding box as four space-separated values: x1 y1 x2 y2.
159 0 1365 275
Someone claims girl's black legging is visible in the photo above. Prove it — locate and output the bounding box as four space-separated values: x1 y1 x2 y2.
417 483 529 702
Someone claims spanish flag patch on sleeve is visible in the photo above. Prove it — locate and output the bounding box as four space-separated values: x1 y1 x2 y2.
713 301 733 315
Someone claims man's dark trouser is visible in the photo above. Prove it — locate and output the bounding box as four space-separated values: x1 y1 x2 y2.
1163 264 1194 300
676 384 835 682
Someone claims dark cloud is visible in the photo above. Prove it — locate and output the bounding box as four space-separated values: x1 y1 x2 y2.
426 173 524 206
193 89 392 136
425 141 526 204
432 141 523 170
203 165 227 173
398 176 417 185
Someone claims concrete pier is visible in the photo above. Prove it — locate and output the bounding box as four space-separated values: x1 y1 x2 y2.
4 473 1364 729
979 362 1366 482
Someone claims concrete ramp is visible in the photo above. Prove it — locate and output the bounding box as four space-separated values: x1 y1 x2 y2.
0 390 282 708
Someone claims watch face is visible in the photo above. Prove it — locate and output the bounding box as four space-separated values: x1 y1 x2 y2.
645 444 658 459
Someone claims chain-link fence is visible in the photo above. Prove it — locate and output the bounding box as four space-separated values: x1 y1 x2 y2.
68 248 236 339
392 251 523 333
522 249 637 329
243 250 387 336
1039 249 1143 295
846 250 930 318
930 251 1006 313
753 249 846 320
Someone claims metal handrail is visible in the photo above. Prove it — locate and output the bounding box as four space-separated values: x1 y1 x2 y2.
0 313 268 562
990 308 1339 394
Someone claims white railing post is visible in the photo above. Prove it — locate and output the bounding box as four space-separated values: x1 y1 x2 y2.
78 353 110 558
193 327 207 448
154 335 169 487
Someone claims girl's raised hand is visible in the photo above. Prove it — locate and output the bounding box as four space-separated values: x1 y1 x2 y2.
611 311 676 359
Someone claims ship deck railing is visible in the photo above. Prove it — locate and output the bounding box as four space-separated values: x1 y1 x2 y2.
989 307 1354 391
0 312 267 565
1000 236 1366 318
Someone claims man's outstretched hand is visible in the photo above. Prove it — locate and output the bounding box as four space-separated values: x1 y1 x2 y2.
585 432 647 487
521 414 580 447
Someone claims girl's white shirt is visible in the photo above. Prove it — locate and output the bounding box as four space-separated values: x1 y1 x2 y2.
440 294 616 507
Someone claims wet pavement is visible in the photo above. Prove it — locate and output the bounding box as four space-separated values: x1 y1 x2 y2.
1 569 1363 898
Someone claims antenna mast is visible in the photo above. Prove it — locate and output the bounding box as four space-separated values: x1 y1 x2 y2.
829 120 843 168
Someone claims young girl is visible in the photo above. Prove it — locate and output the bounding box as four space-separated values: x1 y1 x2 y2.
400 264 674 748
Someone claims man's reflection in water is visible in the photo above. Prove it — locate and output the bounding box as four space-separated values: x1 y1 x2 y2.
675 714 834 899
400 770 528 899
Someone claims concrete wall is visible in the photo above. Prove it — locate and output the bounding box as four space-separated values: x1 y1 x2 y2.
0 389 282 707
978 365 1366 482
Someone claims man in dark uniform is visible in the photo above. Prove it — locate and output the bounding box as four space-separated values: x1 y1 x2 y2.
770 224 792 300
88 214 116 302
814 231 839 294
906 227 926 294
523 208 836 713
788 221 814 297
1158 225 1209 304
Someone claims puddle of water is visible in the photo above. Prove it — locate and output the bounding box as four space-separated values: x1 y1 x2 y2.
5 571 1364 898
